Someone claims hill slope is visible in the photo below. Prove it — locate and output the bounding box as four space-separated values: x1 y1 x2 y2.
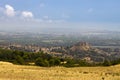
52 42 112 62
0 61 120 80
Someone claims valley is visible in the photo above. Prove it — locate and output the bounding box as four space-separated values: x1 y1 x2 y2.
1 31 120 64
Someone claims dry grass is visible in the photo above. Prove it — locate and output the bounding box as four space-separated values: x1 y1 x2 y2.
0 61 120 80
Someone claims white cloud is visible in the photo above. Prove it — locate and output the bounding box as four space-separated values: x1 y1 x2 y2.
21 11 33 18
0 4 34 20
5 4 15 17
0 4 65 30
88 8 93 13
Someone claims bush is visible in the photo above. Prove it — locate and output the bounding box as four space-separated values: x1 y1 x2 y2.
54 58 61 66
49 59 55 66
102 60 111 66
14 55 24 65
35 58 49 67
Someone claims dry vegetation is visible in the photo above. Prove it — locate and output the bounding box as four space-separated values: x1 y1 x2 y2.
0 61 120 80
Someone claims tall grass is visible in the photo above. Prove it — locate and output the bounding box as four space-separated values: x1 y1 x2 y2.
0 61 120 80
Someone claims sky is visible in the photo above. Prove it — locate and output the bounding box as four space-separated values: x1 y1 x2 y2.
0 0 120 33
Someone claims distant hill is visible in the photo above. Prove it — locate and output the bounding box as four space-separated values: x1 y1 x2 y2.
52 42 112 62
70 42 91 51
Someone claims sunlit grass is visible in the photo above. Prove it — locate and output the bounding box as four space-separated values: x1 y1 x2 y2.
0 61 120 80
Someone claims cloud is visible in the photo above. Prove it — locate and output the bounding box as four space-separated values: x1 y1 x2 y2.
0 4 65 27
88 8 93 13
5 4 15 17
21 11 33 18
0 4 34 19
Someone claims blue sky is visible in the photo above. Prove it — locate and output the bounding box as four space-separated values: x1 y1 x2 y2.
0 0 120 32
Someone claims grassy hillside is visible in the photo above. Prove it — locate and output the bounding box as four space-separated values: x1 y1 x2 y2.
0 61 120 80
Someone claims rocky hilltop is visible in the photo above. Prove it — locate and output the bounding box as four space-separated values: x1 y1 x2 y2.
67 42 108 62
51 42 112 62
70 42 91 51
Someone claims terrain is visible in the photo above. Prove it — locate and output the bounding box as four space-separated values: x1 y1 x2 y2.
51 42 120 62
1 31 120 63
0 31 120 80
0 61 120 80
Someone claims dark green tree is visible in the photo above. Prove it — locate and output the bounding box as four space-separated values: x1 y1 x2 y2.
14 55 24 65
49 59 55 66
102 60 111 66
35 58 49 67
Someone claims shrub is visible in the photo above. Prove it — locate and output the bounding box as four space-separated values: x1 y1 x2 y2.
35 58 49 67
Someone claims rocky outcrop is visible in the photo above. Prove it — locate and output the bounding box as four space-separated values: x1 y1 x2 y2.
70 42 91 51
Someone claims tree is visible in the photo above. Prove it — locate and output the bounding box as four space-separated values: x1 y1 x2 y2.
54 58 61 66
35 58 49 67
102 60 111 66
49 59 55 66
14 55 24 65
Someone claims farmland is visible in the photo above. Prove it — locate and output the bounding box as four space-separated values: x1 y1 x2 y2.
0 61 120 80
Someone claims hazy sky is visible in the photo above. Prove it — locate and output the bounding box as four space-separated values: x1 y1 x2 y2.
0 0 120 32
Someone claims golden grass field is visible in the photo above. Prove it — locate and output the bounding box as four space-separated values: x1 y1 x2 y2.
0 61 120 80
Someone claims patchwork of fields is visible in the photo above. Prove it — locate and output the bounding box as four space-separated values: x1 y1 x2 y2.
0 61 120 80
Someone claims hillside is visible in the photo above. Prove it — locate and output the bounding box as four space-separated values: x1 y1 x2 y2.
70 42 91 51
51 42 115 62
0 61 120 80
